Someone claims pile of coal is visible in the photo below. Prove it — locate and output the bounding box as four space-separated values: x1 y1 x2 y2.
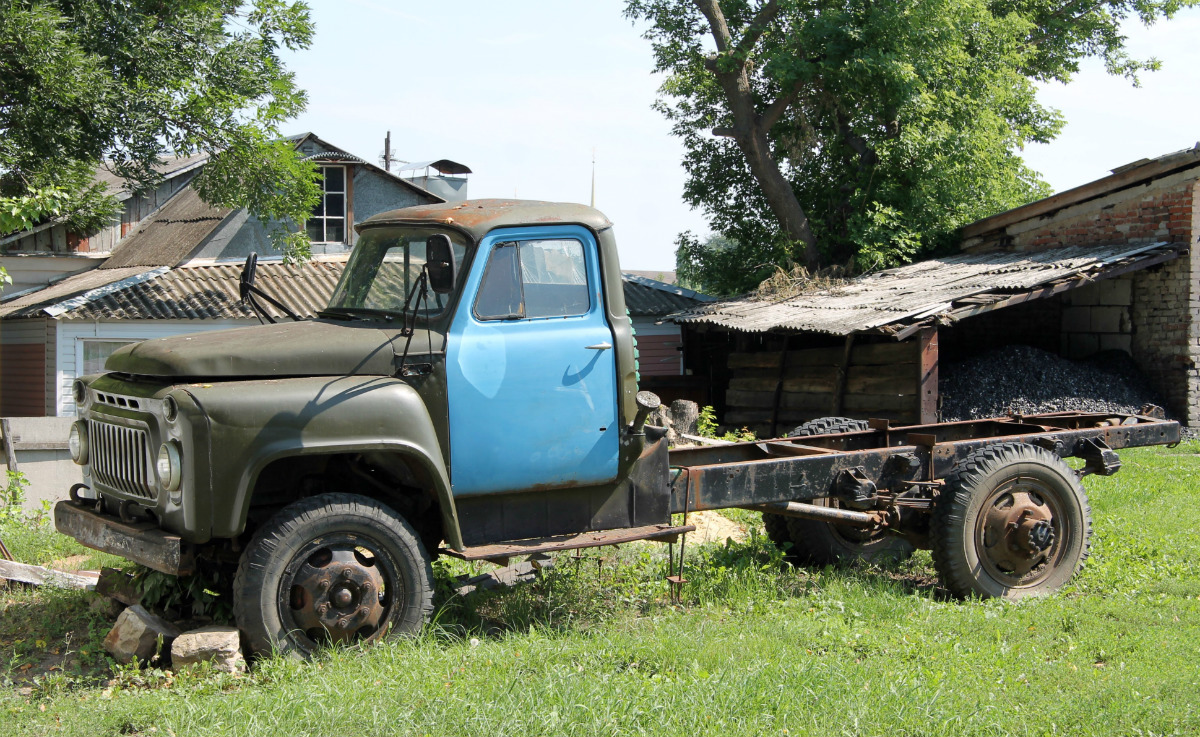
939 345 1167 422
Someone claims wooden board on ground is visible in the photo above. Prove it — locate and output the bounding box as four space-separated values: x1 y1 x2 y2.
0 559 98 589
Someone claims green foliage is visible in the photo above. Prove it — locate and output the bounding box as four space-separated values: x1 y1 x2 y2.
628 0 1195 294
0 470 29 519
129 565 234 623
696 404 755 441
0 0 320 261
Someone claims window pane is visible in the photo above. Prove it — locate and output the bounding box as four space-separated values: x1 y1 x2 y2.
324 166 345 192
520 239 589 318
306 219 323 241
311 196 325 217
325 193 345 218
326 219 345 244
83 340 135 375
475 244 523 320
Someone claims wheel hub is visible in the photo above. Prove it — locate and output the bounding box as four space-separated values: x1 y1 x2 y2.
978 483 1059 582
287 542 391 645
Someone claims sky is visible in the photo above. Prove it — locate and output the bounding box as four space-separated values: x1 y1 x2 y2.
282 2 1200 272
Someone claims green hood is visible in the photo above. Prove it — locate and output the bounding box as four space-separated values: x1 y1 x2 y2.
105 321 398 378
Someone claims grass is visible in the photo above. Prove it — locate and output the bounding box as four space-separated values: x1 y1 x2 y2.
2 444 1199 736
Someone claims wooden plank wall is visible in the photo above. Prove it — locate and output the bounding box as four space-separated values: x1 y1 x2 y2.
0 319 48 417
722 337 927 434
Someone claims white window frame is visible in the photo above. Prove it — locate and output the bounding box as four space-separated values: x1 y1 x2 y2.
308 165 347 244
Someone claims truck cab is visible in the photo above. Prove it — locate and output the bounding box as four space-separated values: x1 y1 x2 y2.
57 200 676 656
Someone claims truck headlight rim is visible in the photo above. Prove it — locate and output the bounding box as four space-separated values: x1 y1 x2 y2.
157 441 183 492
68 421 88 465
72 380 88 407
163 395 178 423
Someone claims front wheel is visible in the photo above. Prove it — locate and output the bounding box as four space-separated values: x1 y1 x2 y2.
233 493 434 658
932 443 1092 600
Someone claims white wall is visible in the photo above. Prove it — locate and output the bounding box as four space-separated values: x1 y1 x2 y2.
55 319 256 416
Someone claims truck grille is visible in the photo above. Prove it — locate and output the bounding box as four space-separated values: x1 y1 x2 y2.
88 420 156 501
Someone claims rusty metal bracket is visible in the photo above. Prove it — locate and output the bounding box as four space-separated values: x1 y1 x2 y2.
1075 436 1121 477
834 467 877 509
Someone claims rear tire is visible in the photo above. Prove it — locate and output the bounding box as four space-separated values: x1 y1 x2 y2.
764 417 913 566
931 443 1092 600
233 493 434 658
784 499 914 566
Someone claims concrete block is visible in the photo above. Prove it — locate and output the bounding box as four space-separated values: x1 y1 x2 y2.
1099 334 1133 354
1070 284 1101 306
1062 306 1091 332
1091 306 1125 334
103 605 181 664
1099 278 1133 306
171 626 246 673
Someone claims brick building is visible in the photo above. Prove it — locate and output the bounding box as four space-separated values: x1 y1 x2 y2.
961 144 1200 423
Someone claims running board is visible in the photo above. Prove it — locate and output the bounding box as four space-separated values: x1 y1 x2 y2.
444 523 696 563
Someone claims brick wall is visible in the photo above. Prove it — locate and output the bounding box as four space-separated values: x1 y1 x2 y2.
965 170 1199 423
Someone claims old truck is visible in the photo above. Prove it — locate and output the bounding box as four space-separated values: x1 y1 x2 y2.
55 199 1180 657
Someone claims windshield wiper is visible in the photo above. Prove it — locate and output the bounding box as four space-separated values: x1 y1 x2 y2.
318 307 400 322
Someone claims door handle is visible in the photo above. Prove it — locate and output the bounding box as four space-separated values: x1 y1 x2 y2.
585 342 612 350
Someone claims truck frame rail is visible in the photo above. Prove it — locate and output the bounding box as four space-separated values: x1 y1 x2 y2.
668 412 1179 514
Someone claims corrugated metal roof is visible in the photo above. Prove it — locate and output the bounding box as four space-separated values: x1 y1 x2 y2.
4 260 709 322
622 273 713 317
67 260 345 321
673 241 1183 336
0 267 149 319
94 153 211 200
101 188 233 269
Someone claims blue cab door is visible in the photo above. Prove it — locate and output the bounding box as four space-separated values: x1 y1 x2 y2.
445 226 619 496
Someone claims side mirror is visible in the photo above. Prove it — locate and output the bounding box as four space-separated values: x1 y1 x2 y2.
427 233 456 294
239 252 258 303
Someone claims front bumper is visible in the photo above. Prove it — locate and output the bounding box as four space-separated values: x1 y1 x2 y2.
54 501 195 576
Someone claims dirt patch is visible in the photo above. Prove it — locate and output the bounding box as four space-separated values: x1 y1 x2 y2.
683 511 748 546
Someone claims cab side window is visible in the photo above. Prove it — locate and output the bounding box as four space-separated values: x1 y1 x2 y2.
474 239 590 320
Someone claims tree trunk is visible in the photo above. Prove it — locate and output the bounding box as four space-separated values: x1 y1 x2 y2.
736 126 820 271
694 0 821 271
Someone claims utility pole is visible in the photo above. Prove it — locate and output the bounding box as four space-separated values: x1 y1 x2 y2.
383 131 392 172
590 147 596 208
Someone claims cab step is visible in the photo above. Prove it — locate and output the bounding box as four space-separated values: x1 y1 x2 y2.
444 523 696 564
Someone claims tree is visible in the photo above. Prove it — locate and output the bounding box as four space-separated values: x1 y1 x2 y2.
0 0 320 290
626 0 1196 296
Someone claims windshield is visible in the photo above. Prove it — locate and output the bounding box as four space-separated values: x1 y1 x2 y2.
327 227 468 317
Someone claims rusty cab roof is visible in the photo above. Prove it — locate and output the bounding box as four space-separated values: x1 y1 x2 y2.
355 199 613 243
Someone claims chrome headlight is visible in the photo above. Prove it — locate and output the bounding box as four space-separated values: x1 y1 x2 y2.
156 441 183 492
68 421 88 465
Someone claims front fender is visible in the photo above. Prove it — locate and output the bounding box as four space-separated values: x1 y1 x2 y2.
181 375 461 548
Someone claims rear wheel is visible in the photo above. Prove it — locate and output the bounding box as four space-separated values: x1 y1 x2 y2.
932 443 1092 600
763 417 913 566
233 493 434 658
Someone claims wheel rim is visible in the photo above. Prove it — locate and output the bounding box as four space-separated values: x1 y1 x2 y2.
279 533 401 647
974 475 1067 589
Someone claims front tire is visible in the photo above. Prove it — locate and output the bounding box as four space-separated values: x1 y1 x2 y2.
233 493 434 658
931 443 1092 600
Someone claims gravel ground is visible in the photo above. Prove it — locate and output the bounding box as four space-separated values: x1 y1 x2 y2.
939 344 1169 422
